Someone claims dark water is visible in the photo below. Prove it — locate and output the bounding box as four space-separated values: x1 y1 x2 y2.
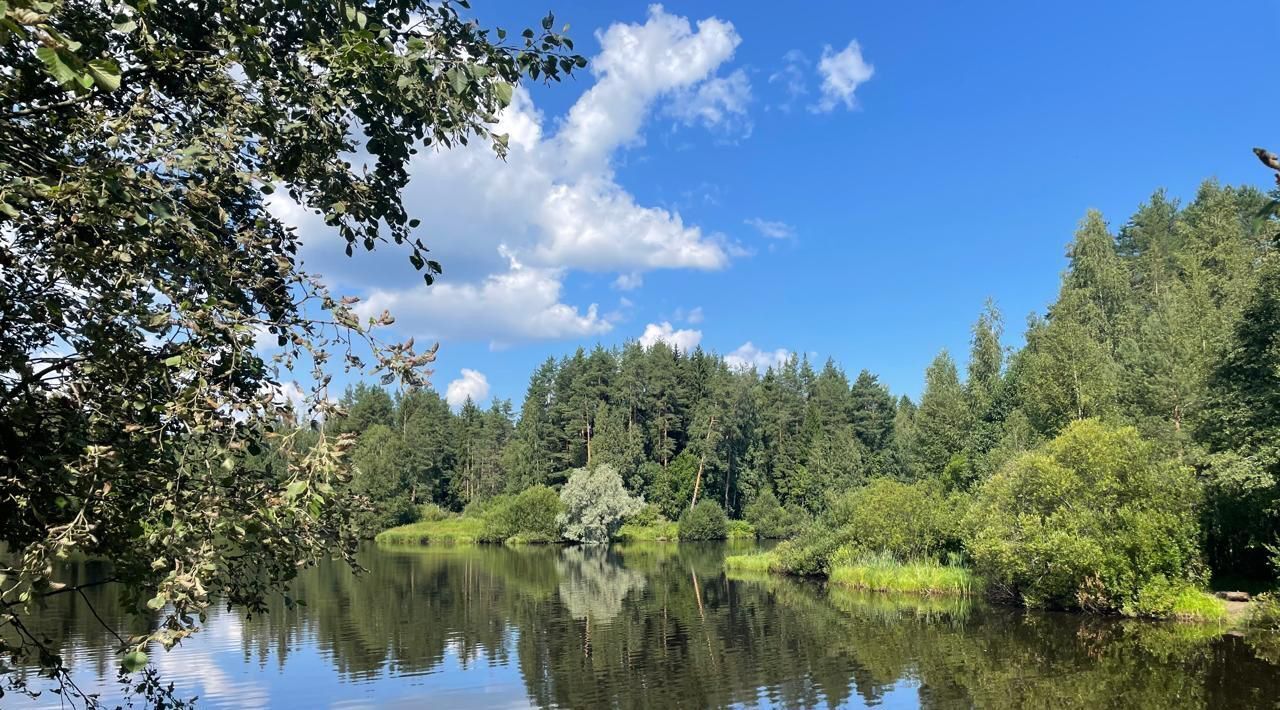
9 543 1280 709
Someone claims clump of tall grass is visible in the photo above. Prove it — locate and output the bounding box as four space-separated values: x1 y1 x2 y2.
828 550 974 596
724 552 778 575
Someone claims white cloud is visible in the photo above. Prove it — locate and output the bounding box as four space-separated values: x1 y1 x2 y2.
666 69 752 137
768 49 809 112
724 341 791 372
744 217 796 240
674 305 704 324
613 272 644 290
286 7 747 345
639 321 702 353
446 369 490 408
559 6 743 173
814 39 874 113
356 248 611 347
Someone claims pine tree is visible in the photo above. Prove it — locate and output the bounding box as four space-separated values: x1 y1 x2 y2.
914 350 972 478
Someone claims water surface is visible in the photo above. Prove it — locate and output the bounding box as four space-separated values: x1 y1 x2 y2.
10 543 1280 708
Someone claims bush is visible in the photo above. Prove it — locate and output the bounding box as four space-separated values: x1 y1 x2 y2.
1248 592 1280 630
628 503 663 527
966 419 1203 612
479 485 562 543
744 490 800 539
678 500 728 540
727 520 756 540
826 478 963 560
416 502 450 522
771 523 851 576
558 465 644 544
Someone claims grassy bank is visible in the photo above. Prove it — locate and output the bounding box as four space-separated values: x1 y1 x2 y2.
375 517 484 546
614 521 679 542
829 554 974 596
725 552 778 574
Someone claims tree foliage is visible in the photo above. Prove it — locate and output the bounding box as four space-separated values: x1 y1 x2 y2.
0 0 583 699
677 500 728 541
556 465 643 545
967 420 1203 611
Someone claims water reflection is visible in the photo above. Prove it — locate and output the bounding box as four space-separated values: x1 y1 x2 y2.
9 543 1280 708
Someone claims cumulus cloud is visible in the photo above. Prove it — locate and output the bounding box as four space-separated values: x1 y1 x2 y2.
559 7 743 173
446 369 490 408
288 7 747 345
356 248 611 347
814 39 874 113
639 321 702 353
666 69 752 137
724 341 792 372
613 272 644 291
744 217 796 240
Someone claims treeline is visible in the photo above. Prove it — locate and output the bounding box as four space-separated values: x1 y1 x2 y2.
336 179 1279 578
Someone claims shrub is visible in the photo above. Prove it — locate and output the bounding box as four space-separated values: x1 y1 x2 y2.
771 523 851 576
744 490 800 539
678 500 728 540
628 503 663 527
1248 592 1280 630
416 502 450 523
479 485 562 543
727 520 756 540
558 465 644 544
826 478 963 560
967 419 1203 612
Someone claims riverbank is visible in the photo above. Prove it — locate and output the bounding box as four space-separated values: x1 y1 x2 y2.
724 550 1239 623
725 551 974 597
378 514 758 546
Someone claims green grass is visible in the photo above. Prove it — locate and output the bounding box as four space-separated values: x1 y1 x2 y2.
613 521 679 542
724 552 778 574
375 516 484 546
1168 590 1228 623
828 553 974 596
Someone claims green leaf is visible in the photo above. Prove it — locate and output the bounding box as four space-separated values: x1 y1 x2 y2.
121 651 148 673
447 67 468 94
35 46 78 87
355 10 367 28
285 480 307 499
145 593 166 610
493 81 513 107
162 355 182 367
87 58 121 92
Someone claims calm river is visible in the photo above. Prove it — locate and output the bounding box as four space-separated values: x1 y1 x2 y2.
9 543 1280 708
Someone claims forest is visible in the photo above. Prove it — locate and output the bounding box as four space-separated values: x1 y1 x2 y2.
338 178 1280 614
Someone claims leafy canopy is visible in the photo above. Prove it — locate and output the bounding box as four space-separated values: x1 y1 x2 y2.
0 0 582 699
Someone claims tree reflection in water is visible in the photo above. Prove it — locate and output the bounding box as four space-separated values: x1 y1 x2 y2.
8 543 1280 708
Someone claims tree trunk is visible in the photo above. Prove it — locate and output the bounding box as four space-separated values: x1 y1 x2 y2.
690 415 716 510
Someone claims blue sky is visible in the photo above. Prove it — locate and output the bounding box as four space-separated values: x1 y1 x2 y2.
281 1 1280 408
